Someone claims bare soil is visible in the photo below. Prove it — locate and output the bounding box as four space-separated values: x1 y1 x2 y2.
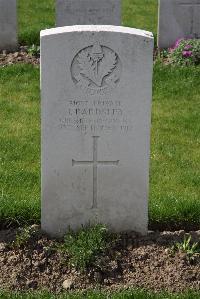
0 227 200 293
0 47 39 67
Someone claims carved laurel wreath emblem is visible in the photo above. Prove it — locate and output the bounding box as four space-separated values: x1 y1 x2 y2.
71 42 121 94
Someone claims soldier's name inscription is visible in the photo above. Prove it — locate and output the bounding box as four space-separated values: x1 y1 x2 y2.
59 98 133 133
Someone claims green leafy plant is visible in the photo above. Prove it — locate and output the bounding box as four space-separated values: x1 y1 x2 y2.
27 44 40 57
12 225 38 248
172 235 200 256
159 49 169 59
168 38 200 66
59 224 115 271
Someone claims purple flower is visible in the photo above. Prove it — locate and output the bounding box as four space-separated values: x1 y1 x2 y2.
174 38 184 48
182 50 193 57
184 44 192 50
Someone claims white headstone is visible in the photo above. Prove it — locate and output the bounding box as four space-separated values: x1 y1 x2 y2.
41 25 154 237
0 0 17 51
56 0 121 26
158 0 200 49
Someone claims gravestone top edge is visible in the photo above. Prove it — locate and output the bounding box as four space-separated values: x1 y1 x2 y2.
40 25 154 40
159 0 200 2
159 0 200 6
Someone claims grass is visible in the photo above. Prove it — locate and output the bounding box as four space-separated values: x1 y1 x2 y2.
0 290 200 299
0 64 40 227
17 0 158 46
123 0 158 39
171 234 200 256
59 224 113 270
0 63 199 229
150 63 200 230
18 0 55 45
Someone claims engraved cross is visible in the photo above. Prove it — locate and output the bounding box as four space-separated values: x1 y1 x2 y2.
179 2 200 37
72 136 119 209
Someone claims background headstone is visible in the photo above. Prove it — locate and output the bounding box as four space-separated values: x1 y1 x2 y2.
41 25 154 237
158 0 200 49
56 0 121 26
0 0 17 51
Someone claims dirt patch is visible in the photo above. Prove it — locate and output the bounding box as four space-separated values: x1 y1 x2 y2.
0 227 200 293
0 47 39 67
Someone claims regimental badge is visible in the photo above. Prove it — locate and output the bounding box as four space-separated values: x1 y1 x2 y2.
71 42 122 95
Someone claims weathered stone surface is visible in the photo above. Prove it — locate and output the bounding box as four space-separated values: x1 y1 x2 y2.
0 0 17 51
41 25 154 237
56 0 121 26
158 0 200 49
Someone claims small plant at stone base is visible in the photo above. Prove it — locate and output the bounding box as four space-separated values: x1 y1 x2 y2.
160 49 169 59
172 235 200 257
12 225 39 248
168 38 200 66
27 44 40 57
59 224 116 271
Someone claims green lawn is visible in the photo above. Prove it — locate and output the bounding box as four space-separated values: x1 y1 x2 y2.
0 65 40 227
150 63 200 230
18 0 55 45
1 290 200 299
123 0 158 38
18 0 158 46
